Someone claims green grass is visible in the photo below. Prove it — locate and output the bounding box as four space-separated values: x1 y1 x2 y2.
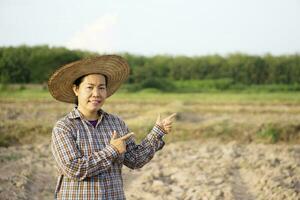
129 79 300 93
0 153 23 162
1 88 300 104
1 83 300 104
256 124 280 143
0 87 50 100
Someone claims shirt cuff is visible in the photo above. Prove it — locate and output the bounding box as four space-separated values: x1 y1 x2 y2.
152 124 167 139
103 144 120 160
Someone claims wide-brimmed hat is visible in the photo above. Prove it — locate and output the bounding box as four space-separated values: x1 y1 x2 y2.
48 55 130 103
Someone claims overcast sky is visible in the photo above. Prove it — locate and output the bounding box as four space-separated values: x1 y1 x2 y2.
1 0 299 56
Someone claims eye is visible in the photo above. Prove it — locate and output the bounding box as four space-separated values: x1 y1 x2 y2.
87 86 93 89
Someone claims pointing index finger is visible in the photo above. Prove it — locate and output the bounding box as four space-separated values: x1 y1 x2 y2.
166 113 177 120
120 132 135 140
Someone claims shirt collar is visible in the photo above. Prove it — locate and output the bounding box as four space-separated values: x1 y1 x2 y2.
68 106 108 119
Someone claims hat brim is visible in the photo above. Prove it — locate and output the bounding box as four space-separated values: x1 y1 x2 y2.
48 55 130 103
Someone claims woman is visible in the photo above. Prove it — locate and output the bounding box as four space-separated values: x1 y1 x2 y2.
48 55 176 199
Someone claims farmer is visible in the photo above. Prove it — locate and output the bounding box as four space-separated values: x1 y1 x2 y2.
48 55 176 199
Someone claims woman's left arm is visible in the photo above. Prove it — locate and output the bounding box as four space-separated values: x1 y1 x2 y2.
122 113 176 169
123 123 166 169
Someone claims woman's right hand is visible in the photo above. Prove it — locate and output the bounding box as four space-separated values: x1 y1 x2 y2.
110 130 134 154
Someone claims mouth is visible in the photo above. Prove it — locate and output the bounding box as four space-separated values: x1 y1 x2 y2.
89 100 102 105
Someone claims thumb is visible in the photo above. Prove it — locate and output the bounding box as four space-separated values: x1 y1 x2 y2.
156 113 161 124
112 130 118 139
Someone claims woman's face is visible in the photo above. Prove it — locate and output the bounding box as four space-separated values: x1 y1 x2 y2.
72 74 107 115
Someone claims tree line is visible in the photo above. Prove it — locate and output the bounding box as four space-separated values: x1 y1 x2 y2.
0 45 299 91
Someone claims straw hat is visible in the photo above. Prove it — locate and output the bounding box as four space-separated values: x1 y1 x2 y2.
48 55 130 103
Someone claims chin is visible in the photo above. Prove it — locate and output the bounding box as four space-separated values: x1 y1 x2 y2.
89 106 101 112
91 105 102 111
88 102 104 110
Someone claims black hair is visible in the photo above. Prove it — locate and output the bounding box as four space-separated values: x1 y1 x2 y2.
73 74 108 105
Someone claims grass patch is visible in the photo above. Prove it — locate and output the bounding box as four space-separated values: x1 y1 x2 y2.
203 120 234 138
0 84 50 100
1 84 300 104
111 91 300 104
0 153 23 162
256 123 300 144
0 121 52 147
256 124 280 143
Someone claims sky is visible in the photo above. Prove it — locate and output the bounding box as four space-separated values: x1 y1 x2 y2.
0 0 299 56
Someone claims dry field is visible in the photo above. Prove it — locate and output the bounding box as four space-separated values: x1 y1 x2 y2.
0 91 299 199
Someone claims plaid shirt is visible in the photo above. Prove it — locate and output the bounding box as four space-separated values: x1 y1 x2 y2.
51 107 166 199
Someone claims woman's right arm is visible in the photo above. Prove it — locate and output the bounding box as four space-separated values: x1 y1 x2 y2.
51 121 119 181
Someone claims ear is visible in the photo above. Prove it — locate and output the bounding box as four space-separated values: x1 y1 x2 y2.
72 84 79 96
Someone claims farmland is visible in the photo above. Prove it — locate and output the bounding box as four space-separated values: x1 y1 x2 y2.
0 89 299 199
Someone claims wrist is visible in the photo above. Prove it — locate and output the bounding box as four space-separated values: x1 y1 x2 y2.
110 144 121 154
154 123 167 136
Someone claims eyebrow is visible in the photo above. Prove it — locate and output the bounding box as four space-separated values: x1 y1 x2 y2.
87 83 106 86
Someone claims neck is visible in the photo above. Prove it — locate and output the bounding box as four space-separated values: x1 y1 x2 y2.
77 106 99 121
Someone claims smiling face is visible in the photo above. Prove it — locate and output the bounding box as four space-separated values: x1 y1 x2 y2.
72 74 107 119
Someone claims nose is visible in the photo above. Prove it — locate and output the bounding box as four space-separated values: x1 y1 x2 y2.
92 88 101 97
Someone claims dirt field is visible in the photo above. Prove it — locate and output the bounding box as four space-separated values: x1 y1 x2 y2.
0 94 299 199
0 140 299 200
124 141 300 200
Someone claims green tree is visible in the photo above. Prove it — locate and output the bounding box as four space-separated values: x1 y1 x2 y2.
0 46 31 83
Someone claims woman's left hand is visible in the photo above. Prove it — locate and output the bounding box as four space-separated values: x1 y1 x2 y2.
156 113 177 134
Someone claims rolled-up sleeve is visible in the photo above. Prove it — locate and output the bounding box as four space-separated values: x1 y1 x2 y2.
51 121 120 181
123 121 166 169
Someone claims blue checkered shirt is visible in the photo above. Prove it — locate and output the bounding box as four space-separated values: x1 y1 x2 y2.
51 107 166 199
